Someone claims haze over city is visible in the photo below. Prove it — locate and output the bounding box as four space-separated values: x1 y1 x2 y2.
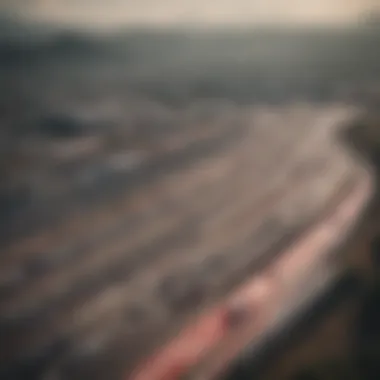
2 0 380 29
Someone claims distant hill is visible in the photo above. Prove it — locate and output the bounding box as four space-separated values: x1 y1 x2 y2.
360 11 380 28
0 14 111 66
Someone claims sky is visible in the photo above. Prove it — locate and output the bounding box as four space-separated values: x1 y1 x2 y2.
2 0 380 29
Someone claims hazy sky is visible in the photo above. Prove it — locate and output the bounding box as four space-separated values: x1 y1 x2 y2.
4 0 380 28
